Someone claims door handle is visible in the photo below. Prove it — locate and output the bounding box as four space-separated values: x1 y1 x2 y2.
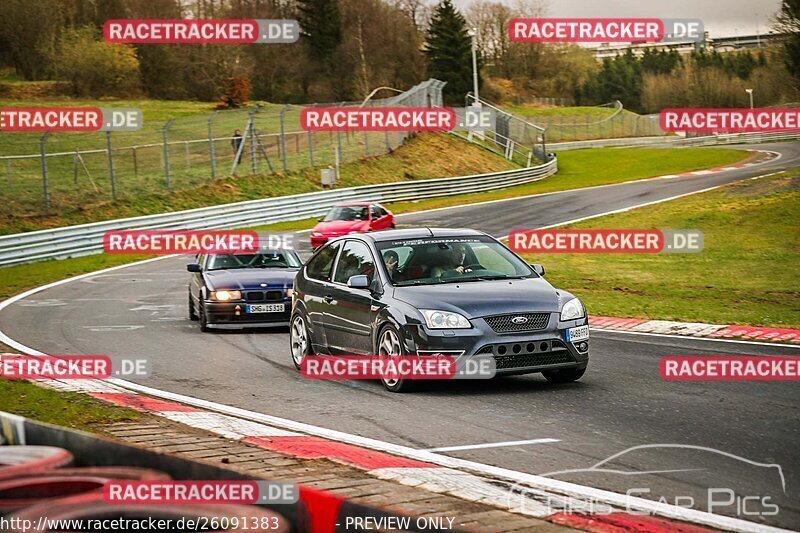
324 294 334 303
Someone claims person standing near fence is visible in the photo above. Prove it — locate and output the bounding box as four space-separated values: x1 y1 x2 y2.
231 129 243 157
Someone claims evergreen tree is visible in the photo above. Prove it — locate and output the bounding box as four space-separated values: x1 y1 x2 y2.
776 0 800 80
425 0 478 105
297 0 343 63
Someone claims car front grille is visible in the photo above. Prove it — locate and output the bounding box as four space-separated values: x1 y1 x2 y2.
475 340 575 370
484 312 550 333
244 290 284 302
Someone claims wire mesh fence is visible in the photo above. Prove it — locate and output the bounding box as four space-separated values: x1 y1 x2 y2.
0 79 446 216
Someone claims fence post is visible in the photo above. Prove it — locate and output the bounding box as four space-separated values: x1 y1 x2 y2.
280 105 289 172
6 159 11 187
132 147 138 178
364 131 369 156
73 150 79 184
208 111 218 180
308 130 314 166
249 107 259 175
336 130 343 163
162 118 175 190
385 130 390 151
39 132 51 212
106 130 116 200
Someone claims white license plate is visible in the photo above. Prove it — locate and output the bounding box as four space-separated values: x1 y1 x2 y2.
246 303 284 313
566 325 589 342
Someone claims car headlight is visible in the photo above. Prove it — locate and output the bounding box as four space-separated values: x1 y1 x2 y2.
286 287 294 298
560 298 585 321
211 290 241 301
312 232 323 237
420 309 472 329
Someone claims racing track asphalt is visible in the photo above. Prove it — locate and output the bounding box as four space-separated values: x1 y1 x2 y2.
2 142 799 529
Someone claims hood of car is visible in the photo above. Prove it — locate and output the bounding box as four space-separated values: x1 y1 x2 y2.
313 220 368 235
203 268 298 291
393 277 562 317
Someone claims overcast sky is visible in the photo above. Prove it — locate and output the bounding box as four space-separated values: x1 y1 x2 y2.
455 0 783 40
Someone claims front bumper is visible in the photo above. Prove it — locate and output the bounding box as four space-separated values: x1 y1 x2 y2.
404 312 589 376
204 299 291 328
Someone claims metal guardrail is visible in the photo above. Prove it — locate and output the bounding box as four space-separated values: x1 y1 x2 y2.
0 157 557 267
549 131 800 151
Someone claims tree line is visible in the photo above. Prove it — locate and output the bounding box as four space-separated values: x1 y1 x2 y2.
0 0 797 110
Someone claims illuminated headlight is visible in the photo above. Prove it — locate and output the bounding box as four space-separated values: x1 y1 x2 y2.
286 287 294 298
560 298 585 321
312 232 323 237
211 290 241 301
420 309 471 329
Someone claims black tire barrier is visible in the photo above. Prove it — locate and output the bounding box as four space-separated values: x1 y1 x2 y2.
0 475 111 514
7 492 290 533
17 466 171 480
0 446 72 479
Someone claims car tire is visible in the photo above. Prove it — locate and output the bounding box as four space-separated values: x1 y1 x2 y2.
198 301 210 332
377 324 414 393
188 292 198 321
542 366 586 383
290 313 314 369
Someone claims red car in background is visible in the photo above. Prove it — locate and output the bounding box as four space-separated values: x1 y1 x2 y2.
310 201 395 248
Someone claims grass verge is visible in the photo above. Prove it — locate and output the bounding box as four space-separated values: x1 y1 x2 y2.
0 379 141 431
520 170 800 328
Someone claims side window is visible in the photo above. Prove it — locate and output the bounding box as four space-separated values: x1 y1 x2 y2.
371 205 381 219
334 241 376 284
306 241 341 281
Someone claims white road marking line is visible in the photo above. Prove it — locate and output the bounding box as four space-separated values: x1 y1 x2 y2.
423 438 560 452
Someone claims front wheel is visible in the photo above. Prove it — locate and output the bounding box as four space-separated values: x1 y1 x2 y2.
290 313 313 369
377 325 413 393
198 301 210 332
542 366 586 383
188 292 198 321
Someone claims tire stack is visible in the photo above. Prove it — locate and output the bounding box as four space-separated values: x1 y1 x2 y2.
0 445 289 532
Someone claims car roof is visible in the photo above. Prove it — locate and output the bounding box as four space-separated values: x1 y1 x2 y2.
358 228 488 243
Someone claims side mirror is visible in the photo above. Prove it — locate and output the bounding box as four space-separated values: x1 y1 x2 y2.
347 275 370 289
318 217 325 222
529 263 545 276
186 263 201 273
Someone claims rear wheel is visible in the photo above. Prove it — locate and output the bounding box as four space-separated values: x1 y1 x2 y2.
290 313 314 369
542 366 586 383
378 325 413 393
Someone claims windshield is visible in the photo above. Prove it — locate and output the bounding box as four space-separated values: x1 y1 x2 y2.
206 250 301 270
323 205 370 222
376 236 534 286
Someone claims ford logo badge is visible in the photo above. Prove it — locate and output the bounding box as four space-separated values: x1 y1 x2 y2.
511 316 528 324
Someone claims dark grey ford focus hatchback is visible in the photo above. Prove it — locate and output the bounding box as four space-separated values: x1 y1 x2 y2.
290 228 589 392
